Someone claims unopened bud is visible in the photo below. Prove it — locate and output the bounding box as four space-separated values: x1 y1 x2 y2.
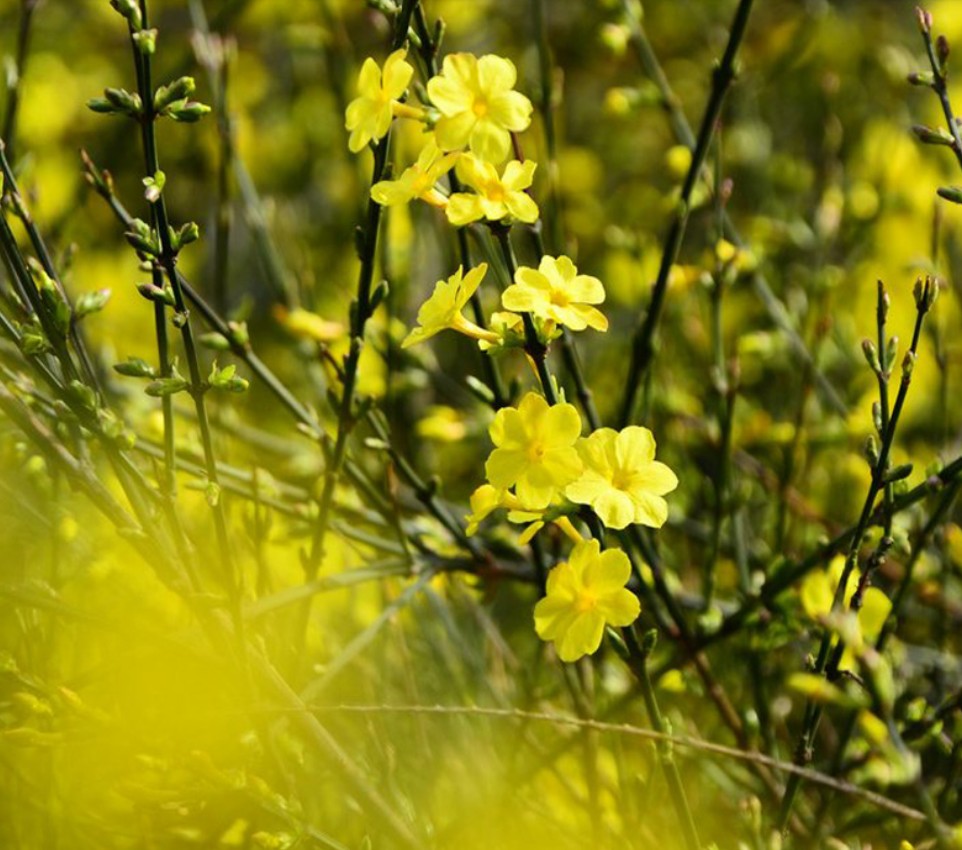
912 124 956 147
937 185 962 204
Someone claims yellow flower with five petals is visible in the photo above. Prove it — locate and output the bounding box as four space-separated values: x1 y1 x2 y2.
402 264 498 349
566 427 678 529
345 49 414 153
427 53 533 163
445 154 539 226
502 255 608 332
534 539 640 662
371 138 459 208
485 392 583 509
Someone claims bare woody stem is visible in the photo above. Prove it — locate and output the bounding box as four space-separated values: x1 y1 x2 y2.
620 0 753 427
623 0 846 417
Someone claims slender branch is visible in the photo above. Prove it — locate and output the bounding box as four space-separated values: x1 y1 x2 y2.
620 0 846 418
620 0 754 427
620 629 701 850
1 0 38 160
777 279 934 830
303 0 420 588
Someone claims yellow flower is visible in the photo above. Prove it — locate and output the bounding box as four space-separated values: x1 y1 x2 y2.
427 53 533 163
502 255 608 332
566 427 678 529
799 555 892 670
534 539 640 662
445 154 539 226
485 392 583 509
402 263 497 349
345 49 414 153
370 138 459 207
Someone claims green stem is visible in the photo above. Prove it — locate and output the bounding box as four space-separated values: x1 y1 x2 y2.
777 281 933 830
621 0 846 417
492 224 557 404
622 629 701 850
129 0 241 630
620 0 754 427
1 0 38 160
303 0 419 585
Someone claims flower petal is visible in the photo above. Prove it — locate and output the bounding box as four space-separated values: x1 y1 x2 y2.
586 546 633 590
545 402 583 445
599 589 641 627
486 447 527 490
629 490 669 528
634 461 679 496
800 570 834 619
502 160 537 191
489 89 534 132
382 49 413 98
371 180 411 206
556 611 605 662
858 587 892 642
567 274 606 305
435 112 477 153
616 427 656 467
505 191 540 224
446 193 484 226
356 57 381 97
477 54 517 93
470 119 511 163
593 489 636 530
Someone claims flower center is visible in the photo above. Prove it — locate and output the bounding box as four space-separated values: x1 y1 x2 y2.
527 441 546 463
610 467 634 492
483 180 506 202
550 288 571 308
574 592 598 614
472 97 489 118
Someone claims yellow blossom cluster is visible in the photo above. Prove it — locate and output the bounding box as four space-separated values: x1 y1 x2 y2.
345 44 680 667
465 391 678 661
471 392 678 536
345 49 537 225
403 254 611 351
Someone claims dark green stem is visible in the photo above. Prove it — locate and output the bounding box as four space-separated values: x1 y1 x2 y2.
620 0 754 427
304 0 419 582
777 281 933 830
622 629 701 850
492 224 557 404
129 0 240 622
621 0 846 417
1 0 38 160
